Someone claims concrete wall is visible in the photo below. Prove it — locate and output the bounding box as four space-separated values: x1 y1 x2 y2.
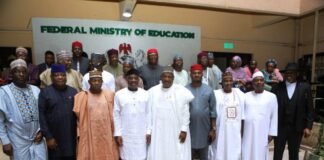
299 10 324 56
0 0 297 69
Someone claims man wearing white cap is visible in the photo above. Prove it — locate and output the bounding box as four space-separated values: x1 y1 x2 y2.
0 59 46 159
40 50 83 92
113 68 149 160
242 71 278 160
2 47 39 85
74 69 119 160
210 71 245 160
148 66 194 160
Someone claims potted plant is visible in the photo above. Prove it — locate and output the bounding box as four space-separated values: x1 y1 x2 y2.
308 121 324 160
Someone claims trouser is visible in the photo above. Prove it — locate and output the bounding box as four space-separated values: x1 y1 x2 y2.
192 146 209 160
273 125 303 160
48 155 76 160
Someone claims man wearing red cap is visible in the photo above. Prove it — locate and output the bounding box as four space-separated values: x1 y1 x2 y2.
71 41 89 75
186 64 216 160
103 49 123 78
138 48 164 90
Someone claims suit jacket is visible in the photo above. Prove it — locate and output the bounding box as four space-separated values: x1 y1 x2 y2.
272 81 313 132
72 57 89 75
37 63 49 75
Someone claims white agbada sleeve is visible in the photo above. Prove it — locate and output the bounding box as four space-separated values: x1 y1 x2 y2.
268 94 278 136
81 73 90 91
180 103 190 132
105 74 116 91
147 89 154 135
146 90 152 134
180 89 194 132
236 88 246 120
99 71 115 91
0 89 10 145
113 92 122 136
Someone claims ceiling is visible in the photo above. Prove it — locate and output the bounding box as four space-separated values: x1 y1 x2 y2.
136 0 324 16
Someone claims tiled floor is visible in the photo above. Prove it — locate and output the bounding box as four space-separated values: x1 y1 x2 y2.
0 145 9 160
0 145 307 160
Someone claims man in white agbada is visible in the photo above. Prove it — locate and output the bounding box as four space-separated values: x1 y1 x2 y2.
0 59 46 160
147 66 194 160
172 55 189 86
207 52 222 90
210 71 245 160
242 71 278 160
40 50 83 92
82 53 115 91
113 68 150 160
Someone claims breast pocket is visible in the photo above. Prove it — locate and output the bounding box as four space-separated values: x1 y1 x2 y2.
64 96 74 110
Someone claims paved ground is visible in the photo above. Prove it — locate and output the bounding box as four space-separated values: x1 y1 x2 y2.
269 149 305 160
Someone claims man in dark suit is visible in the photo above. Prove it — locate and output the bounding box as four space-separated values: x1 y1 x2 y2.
272 63 314 160
38 50 55 75
71 41 89 75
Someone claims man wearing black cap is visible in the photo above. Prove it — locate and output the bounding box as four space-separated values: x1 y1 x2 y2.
172 55 189 86
113 68 150 160
272 63 314 160
82 53 115 91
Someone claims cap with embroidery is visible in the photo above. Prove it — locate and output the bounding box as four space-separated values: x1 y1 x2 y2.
56 50 72 61
10 59 27 69
15 47 28 55
89 69 102 78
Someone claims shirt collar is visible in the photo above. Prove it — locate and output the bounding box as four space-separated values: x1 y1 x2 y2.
285 81 297 86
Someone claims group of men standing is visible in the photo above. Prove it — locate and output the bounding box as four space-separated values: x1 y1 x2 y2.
0 43 314 160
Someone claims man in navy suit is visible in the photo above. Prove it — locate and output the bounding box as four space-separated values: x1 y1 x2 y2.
272 63 314 160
